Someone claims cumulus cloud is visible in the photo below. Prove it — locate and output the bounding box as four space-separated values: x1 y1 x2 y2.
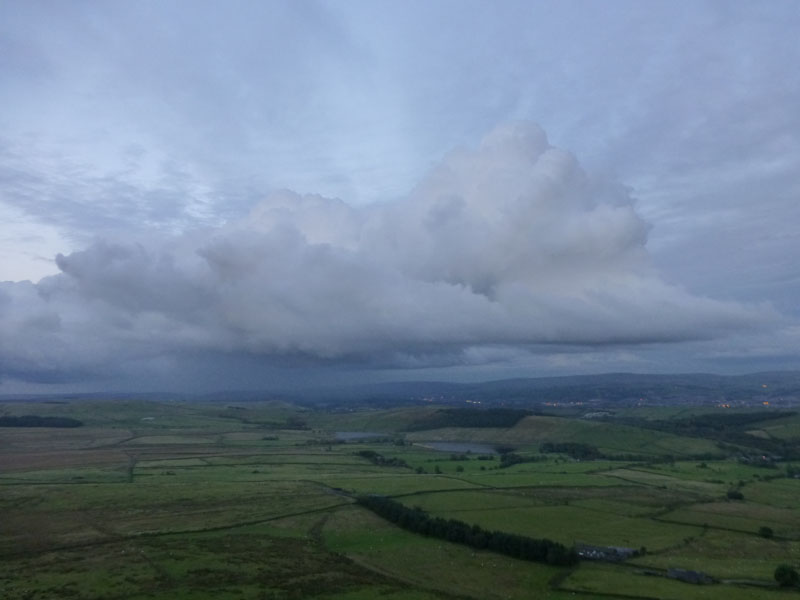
0 123 777 383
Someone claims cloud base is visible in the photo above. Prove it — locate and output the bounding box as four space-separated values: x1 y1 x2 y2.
0 123 775 384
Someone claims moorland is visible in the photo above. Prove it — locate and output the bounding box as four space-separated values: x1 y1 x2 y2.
3 373 800 599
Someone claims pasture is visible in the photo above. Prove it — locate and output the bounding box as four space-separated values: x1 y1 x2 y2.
1 398 798 598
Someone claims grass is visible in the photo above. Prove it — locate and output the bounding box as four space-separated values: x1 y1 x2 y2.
318 473 483 495
744 477 800 509
660 501 800 538
630 529 800 580
3 398 800 599
758 413 800 440
632 460 785 489
323 506 569 600
0 527 394 600
405 415 724 457
560 563 777 599
406 490 702 550
602 467 726 495
306 406 440 433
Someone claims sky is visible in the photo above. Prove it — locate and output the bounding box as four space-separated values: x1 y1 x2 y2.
1 0 799 393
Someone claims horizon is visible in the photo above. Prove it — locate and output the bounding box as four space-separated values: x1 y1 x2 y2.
4 368 799 399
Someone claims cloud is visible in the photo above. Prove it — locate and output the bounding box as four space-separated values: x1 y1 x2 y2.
0 123 777 383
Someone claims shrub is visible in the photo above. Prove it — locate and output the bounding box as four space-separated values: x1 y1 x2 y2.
774 564 799 587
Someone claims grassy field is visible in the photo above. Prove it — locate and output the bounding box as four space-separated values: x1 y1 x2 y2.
1 398 798 598
560 563 779 599
404 414 725 456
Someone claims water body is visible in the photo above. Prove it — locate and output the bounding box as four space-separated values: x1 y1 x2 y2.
416 442 498 454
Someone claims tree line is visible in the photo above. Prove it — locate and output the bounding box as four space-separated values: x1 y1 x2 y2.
355 450 410 468
407 408 532 431
539 442 602 460
357 494 578 566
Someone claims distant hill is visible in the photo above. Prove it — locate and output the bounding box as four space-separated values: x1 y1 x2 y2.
3 371 799 407
292 371 800 406
0 415 83 428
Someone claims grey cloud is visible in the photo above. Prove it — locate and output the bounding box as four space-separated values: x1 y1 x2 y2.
0 137 213 244
0 123 777 383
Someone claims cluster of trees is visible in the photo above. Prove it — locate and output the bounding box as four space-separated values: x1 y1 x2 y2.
538 442 656 463
355 450 410 468
497 452 545 468
539 442 602 460
666 411 796 432
726 489 745 500
0 415 83 428
775 564 799 587
357 495 578 566
407 408 532 431
449 453 471 461
611 411 800 459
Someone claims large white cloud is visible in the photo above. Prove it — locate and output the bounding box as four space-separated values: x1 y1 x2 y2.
0 123 776 382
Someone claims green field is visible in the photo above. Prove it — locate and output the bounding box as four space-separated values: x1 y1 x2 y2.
1 398 798 598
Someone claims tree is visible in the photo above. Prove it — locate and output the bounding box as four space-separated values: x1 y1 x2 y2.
774 564 799 587
726 489 744 500
758 526 774 539
356 495 577 566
